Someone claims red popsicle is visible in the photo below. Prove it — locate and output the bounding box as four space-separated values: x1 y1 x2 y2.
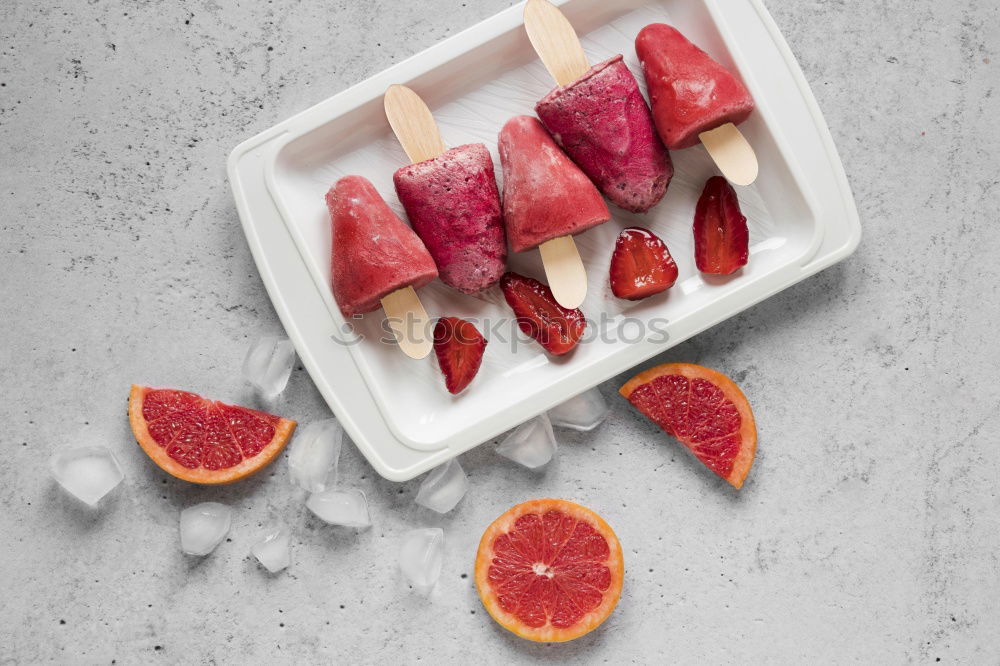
635 23 755 150
498 115 610 253
327 175 438 318
393 144 506 294
535 55 673 213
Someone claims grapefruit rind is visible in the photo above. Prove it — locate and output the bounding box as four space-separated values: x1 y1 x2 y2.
128 385 296 485
619 363 757 489
474 499 624 643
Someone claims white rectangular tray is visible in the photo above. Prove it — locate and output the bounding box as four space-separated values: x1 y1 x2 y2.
228 0 860 481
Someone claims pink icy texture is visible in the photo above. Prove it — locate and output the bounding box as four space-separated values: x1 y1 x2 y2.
497 115 611 253
326 175 438 318
635 24 755 150
535 55 673 213
393 144 506 293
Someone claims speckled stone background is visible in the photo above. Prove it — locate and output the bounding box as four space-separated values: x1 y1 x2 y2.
2 0 998 663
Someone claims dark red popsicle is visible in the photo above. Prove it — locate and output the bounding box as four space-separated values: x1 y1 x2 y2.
535 55 672 213
393 144 506 294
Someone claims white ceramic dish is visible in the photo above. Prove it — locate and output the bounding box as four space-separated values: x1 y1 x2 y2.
228 0 860 481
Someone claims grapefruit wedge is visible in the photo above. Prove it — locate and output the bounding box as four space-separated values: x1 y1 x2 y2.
620 363 756 488
475 499 624 643
128 385 296 485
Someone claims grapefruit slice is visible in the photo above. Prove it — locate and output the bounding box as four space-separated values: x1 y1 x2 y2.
475 499 624 643
619 363 756 488
128 385 296 485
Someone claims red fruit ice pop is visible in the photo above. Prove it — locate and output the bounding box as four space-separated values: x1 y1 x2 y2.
535 55 673 213
635 23 755 150
694 176 749 275
394 144 507 294
498 115 610 253
327 175 438 318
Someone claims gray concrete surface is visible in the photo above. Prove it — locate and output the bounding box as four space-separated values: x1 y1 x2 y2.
2 0 998 663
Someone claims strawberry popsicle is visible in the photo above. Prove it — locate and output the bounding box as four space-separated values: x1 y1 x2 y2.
393 144 506 294
498 115 610 253
635 24 755 150
535 55 672 213
326 175 438 318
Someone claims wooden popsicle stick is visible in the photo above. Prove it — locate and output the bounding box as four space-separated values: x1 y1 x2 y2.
380 286 433 360
699 123 759 186
539 236 587 309
524 0 591 86
523 0 590 309
384 84 446 163
376 84 444 360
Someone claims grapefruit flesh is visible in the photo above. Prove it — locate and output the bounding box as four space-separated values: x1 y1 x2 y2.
128 385 295 485
475 499 624 642
620 363 756 488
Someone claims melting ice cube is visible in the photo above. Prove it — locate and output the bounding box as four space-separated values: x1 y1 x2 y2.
307 488 371 528
179 502 232 556
251 522 291 573
548 387 610 432
288 419 343 492
496 413 557 469
399 528 444 592
242 335 296 398
49 446 124 507
415 459 468 514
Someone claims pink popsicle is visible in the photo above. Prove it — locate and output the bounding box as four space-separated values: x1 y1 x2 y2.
635 24 755 150
393 144 506 294
498 115 610 253
535 55 673 213
326 175 438 318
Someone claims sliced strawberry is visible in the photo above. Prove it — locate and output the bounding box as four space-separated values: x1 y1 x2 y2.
432 317 487 394
694 176 749 275
500 272 586 355
609 227 678 300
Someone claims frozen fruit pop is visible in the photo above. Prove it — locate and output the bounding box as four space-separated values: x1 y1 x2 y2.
535 55 673 213
635 23 755 150
326 175 438 319
498 115 610 253
393 144 506 294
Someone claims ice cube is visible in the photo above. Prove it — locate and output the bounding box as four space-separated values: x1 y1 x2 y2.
496 413 557 469
399 528 444 592
306 488 371 528
414 459 469 514
251 522 291 573
179 502 232 556
548 387 610 432
288 419 343 492
242 335 296 398
49 446 124 507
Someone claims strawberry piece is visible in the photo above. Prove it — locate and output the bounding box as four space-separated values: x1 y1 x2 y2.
693 176 749 275
432 317 487 394
500 272 586 355
609 227 678 300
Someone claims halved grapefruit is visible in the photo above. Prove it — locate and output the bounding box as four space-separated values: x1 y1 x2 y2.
619 363 756 488
475 499 624 643
128 385 296 485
